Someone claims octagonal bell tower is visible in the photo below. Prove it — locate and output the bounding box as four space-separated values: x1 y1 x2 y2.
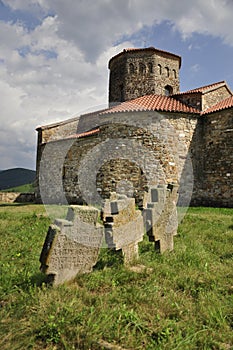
108 47 181 105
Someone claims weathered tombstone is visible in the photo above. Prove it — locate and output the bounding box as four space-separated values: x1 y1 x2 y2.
103 193 144 264
40 205 104 285
143 184 178 253
39 186 179 284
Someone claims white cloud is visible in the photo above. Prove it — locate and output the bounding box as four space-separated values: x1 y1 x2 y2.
173 0 233 43
4 0 233 52
0 0 233 169
190 63 200 73
2 0 49 14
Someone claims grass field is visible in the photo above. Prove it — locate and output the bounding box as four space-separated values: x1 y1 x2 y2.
1 183 35 193
0 204 232 349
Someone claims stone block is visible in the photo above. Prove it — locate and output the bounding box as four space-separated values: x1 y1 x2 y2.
103 193 144 264
40 206 104 285
143 184 178 253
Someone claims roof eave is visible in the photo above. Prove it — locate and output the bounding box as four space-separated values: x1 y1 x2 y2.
108 47 181 69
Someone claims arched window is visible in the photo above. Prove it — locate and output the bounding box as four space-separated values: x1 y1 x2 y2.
148 62 153 73
173 69 176 79
165 67 169 77
129 63 134 74
158 64 162 75
165 85 173 96
139 62 146 74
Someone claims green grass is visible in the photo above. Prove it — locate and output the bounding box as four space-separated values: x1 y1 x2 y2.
0 205 232 349
1 182 35 193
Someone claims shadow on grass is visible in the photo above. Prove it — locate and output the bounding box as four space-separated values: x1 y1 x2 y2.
30 272 50 287
0 203 37 207
94 249 124 270
228 225 233 230
220 252 233 260
16 272 52 292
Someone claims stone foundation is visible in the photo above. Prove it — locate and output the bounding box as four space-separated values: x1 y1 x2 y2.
0 192 35 203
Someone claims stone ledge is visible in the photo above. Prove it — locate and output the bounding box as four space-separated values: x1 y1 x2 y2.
0 192 35 203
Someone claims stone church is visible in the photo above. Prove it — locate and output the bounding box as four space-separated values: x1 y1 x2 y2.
36 47 233 208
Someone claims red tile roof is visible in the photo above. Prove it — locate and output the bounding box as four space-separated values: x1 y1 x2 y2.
60 94 233 140
64 128 100 139
100 94 199 115
109 47 181 68
38 78 233 140
176 81 228 95
202 95 233 115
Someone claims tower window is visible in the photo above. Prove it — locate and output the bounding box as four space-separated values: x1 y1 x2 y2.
158 64 162 75
165 85 173 96
173 69 176 78
139 63 146 74
129 63 134 74
148 62 153 73
165 67 169 77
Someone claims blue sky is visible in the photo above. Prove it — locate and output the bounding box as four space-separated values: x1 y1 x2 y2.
0 0 233 170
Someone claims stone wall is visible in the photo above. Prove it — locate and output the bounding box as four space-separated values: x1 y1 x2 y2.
175 93 202 111
37 133 103 204
191 109 233 207
109 49 180 104
36 111 198 207
203 86 231 111
38 117 79 144
0 192 35 203
174 86 232 113
36 107 232 208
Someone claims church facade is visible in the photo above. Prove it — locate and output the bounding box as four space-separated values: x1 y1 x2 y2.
36 47 233 208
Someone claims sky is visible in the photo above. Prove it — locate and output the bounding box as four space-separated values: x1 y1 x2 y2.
0 0 233 170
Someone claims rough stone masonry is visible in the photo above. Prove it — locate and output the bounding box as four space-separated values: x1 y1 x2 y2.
40 205 104 285
36 46 233 208
37 45 232 286
40 187 178 285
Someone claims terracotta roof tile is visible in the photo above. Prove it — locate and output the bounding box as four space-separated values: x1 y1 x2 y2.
202 95 233 115
176 81 227 95
100 94 199 115
64 128 100 139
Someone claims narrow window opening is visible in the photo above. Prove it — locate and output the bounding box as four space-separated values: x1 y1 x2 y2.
139 62 146 74
129 63 134 74
158 64 162 75
165 67 169 77
148 62 153 73
165 85 173 96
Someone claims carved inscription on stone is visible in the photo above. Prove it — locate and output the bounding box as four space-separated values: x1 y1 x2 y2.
40 206 103 285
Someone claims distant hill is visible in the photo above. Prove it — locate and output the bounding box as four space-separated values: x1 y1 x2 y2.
0 168 36 190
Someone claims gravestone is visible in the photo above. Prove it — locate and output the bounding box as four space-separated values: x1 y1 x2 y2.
143 184 178 252
40 205 104 285
39 186 179 285
103 193 144 264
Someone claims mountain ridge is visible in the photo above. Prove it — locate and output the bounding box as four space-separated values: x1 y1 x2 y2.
0 168 36 190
